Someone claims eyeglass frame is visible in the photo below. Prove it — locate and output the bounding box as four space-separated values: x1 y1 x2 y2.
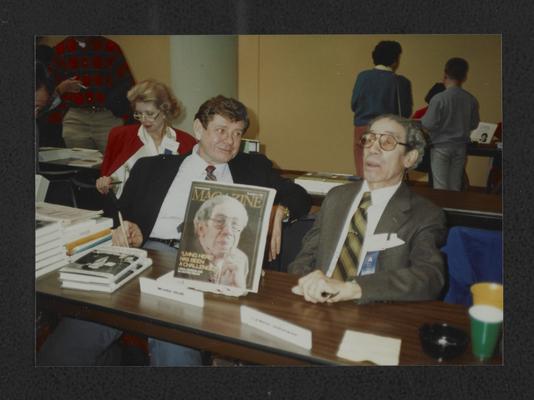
360 131 411 151
133 110 161 121
208 217 245 233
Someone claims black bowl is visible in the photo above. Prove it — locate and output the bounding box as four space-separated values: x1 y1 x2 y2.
419 323 469 361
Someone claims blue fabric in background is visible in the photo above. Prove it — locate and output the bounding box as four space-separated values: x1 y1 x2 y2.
442 226 503 306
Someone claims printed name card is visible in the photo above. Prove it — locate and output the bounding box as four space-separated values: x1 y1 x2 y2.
139 272 204 307
336 330 401 365
240 305 312 350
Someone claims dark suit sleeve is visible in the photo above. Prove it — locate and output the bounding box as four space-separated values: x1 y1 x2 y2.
116 157 153 242
356 205 447 303
240 154 311 220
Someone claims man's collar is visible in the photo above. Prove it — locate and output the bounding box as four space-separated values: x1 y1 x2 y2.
363 180 403 206
191 144 228 169
374 65 393 72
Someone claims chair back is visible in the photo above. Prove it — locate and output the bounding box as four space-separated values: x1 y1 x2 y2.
442 226 503 306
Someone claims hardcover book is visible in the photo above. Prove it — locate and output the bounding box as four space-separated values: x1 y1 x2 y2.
173 181 276 294
59 246 149 283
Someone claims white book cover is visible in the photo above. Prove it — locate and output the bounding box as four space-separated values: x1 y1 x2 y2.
174 181 276 295
63 218 113 244
470 122 498 144
62 218 98 237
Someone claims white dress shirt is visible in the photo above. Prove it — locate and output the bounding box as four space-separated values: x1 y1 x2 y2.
111 125 180 198
149 144 233 239
325 180 402 277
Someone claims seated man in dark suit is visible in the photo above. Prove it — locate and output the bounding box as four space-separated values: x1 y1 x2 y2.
38 95 311 366
289 114 446 304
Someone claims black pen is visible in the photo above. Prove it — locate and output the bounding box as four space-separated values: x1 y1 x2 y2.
110 181 123 185
321 291 339 300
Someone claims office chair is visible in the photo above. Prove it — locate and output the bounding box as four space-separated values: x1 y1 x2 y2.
441 226 503 306
263 214 316 272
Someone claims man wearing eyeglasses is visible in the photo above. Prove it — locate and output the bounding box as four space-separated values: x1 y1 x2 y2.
289 114 447 305
191 195 250 289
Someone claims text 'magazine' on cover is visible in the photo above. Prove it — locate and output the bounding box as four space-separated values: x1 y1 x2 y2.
174 181 276 294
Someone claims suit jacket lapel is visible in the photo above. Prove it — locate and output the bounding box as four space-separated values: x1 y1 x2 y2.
374 182 411 234
228 153 248 184
323 182 363 267
151 154 188 203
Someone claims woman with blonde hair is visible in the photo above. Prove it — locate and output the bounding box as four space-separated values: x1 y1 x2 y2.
96 79 197 197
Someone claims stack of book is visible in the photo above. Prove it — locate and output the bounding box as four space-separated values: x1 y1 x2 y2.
36 220 68 279
35 203 115 278
59 246 152 293
294 172 361 195
63 216 113 258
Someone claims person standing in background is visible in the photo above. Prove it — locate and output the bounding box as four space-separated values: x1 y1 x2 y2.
351 41 413 176
49 36 135 152
411 82 446 120
421 58 480 191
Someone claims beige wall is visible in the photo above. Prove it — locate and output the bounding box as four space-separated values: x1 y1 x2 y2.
238 35 502 187
39 35 501 187
39 36 171 86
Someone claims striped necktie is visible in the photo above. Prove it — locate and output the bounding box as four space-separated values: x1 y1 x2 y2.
332 191 372 281
205 165 217 181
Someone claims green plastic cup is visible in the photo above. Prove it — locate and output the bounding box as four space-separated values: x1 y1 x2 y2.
469 304 503 361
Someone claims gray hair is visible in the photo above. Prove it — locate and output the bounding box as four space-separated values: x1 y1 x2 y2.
194 194 249 227
368 114 427 169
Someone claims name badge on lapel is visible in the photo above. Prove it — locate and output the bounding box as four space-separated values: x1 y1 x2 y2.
359 251 379 276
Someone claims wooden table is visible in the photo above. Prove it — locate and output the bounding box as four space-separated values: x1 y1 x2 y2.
36 250 501 365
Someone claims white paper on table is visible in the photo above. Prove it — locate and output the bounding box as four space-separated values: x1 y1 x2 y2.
336 330 401 365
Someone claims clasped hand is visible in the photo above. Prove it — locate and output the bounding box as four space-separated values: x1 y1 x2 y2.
291 270 362 304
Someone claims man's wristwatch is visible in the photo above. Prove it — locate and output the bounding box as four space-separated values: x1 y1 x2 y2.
280 205 290 222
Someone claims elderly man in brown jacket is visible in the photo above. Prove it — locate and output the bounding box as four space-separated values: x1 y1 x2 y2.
290 114 446 304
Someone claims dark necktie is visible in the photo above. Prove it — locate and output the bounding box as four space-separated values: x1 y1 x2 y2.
332 191 372 281
205 165 217 181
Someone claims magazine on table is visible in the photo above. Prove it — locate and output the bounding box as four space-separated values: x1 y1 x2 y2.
470 122 498 144
173 181 276 295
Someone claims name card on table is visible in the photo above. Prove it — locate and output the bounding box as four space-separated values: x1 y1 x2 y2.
336 330 401 365
139 271 204 307
240 305 312 350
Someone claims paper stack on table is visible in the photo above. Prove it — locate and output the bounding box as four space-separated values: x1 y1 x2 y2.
337 330 401 365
